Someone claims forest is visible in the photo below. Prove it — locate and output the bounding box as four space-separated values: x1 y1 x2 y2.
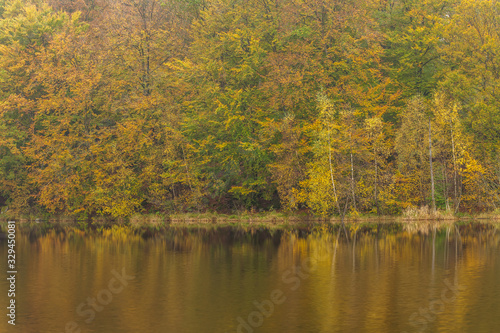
1 0 500 218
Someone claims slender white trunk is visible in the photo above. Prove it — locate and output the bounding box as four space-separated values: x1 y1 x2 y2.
328 131 341 214
429 118 436 212
328 131 349 243
350 152 356 211
443 163 449 211
374 157 380 215
450 120 459 212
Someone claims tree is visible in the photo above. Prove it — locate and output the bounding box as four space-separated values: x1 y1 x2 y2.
376 0 454 98
0 0 69 211
267 114 308 211
395 96 430 207
440 0 500 209
364 116 392 215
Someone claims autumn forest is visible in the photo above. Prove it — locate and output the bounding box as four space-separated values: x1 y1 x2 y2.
1 0 500 218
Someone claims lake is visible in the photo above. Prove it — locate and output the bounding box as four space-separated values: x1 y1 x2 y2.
1 221 499 332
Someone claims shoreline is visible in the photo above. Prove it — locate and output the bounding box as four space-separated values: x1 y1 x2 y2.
1 212 499 228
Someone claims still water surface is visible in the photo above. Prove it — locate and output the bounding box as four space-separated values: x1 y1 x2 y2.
1 222 499 333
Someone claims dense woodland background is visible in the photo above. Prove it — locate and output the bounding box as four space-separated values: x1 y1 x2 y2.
1 0 500 217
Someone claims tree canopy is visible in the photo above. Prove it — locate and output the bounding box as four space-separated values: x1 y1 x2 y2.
1 0 500 217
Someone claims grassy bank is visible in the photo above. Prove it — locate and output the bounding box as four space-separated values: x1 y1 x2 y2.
1 208 500 230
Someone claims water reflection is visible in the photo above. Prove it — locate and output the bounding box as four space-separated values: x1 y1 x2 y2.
0 222 499 332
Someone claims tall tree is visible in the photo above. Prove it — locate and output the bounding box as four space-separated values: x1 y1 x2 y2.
0 0 69 211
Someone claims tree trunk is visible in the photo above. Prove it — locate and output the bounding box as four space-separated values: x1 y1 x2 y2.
328 131 341 214
350 152 357 212
450 120 459 212
429 118 436 212
374 158 380 215
443 162 450 211
328 131 349 243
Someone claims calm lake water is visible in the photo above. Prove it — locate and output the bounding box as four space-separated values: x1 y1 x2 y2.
1 222 499 332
